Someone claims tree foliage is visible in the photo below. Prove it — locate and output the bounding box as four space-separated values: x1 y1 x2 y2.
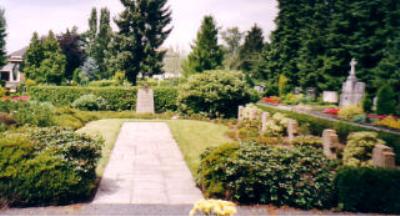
24 31 66 84
0 8 6 68
257 0 400 96
221 27 243 70
57 27 85 80
114 0 172 84
239 24 264 79
184 16 224 74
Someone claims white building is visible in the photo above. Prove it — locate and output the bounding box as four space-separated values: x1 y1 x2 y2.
0 48 26 92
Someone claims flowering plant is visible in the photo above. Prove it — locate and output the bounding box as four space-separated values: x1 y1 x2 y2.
189 199 237 216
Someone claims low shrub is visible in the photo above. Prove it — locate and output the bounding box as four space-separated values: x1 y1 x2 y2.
0 87 5 97
0 112 16 125
198 143 337 209
291 135 322 148
72 94 108 111
258 104 400 164
13 101 55 127
178 70 258 118
88 80 120 87
0 127 102 206
338 105 364 121
335 167 400 214
263 112 290 137
282 93 304 105
343 132 385 167
153 87 178 112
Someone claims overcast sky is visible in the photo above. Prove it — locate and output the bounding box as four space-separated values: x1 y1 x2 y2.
0 0 278 53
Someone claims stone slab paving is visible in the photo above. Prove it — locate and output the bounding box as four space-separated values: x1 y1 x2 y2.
93 122 203 204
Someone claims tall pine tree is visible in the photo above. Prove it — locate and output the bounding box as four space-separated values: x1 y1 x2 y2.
85 8 98 57
0 8 6 68
239 24 264 80
221 27 243 70
114 0 172 84
185 16 224 74
95 8 113 78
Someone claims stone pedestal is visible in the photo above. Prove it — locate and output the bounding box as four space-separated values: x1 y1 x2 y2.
136 87 155 114
261 112 269 133
372 144 396 168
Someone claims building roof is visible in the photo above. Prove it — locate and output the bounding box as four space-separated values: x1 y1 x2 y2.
9 47 27 58
0 62 15 72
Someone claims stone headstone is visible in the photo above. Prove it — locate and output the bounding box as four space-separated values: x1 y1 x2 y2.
136 87 155 114
323 91 339 103
238 106 244 121
294 87 303 94
287 119 299 142
372 96 378 112
339 58 366 107
261 112 269 133
306 87 317 100
254 85 265 94
322 129 341 159
372 144 396 168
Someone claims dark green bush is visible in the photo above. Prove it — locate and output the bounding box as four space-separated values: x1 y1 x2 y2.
376 84 397 115
0 127 102 206
335 167 400 214
198 143 337 209
153 87 178 112
178 70 258 118
258 104 400 164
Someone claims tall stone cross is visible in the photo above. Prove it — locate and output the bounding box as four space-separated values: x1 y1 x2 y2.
350 58 357 76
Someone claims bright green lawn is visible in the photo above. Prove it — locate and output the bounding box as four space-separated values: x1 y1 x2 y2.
78 119 231 178
77 119 125 176
167 120 231 177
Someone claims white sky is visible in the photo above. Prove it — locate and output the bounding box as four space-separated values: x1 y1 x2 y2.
0 0 278 53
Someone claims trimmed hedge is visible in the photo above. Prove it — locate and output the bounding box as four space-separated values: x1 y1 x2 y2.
335 167 400 214
258 104 400 164
28 86 178 112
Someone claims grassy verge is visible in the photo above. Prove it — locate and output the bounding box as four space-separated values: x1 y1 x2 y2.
167 120 231 178
77 119 126 176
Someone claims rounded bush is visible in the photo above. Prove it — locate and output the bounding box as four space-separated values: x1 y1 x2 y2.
198 143 337 209
72 94 108 111
177 70 258 118
343 132 385 167
0 127 102 206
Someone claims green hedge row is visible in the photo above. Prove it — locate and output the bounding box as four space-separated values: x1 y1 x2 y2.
257 104 400 164
335 167 400 214
28 86 178 112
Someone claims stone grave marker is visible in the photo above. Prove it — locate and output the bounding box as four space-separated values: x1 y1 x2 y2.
372 144 396 168
136 87 155 114
287 119 299 142
238 106 244 121
339 58 366 107
323 91 339 103
261 112 269 133
322 129 342 159
306 87 317 100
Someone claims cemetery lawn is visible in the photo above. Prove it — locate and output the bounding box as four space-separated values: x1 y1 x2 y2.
167 120 231 177
77 119 125 176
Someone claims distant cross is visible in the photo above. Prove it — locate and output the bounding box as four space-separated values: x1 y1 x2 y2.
350 58 357 76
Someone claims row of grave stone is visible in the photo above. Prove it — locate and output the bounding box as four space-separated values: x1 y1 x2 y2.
238 105 396 169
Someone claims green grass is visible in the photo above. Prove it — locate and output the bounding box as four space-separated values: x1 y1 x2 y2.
167 120 231 178
77 119 126 176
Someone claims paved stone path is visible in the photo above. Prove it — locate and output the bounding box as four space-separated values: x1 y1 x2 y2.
93 122 203 204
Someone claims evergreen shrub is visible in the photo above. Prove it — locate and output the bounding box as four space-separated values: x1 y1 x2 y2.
178 70 258 118
335 167 400 214
376 84 397 115
0 127 102 206
72 94 108 111
343 132 385 167
198 143 337 209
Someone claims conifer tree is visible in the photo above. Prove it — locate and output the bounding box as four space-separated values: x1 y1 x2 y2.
24 31 66 84
185 16 224 74
0 8 6 68
95 8 113 79
114 0 172 84
239 24 264 80
86 8 98 57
